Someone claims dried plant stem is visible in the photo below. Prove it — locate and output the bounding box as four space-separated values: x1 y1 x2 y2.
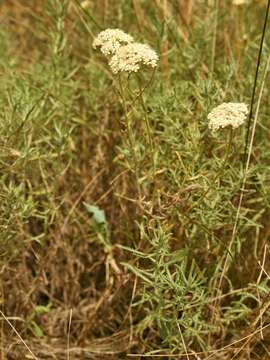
73 0 102 32
0 310 39 360
0 284 4 360
218 50 270 292
66 308 73 360
211 0 219 74
244 0 270 162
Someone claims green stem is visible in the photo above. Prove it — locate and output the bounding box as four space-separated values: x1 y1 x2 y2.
118 75 141 199
188 127 233 214
128 69 156 116
136 73 157 204
136 74 154 152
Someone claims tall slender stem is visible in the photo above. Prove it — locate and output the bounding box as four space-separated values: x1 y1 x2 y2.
217 0 270 295
218 50 270 294
118 75 142 199
187 128 233 214
136 73 157 201
211 0 219 75
128 69 156 115
136 74 154 152
243 0 270 164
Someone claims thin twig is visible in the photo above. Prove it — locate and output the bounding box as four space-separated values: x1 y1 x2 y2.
211 0 219 74
72 0 102 32
0 310 39 360
243 0 270 162
218 49 270 291
67 309 73 360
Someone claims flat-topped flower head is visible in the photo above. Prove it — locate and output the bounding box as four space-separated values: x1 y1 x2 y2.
108 42 159 74
92 29 134 56
208 102 248 131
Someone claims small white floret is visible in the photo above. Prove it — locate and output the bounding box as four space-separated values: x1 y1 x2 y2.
108 42 159 74
92 28 134 56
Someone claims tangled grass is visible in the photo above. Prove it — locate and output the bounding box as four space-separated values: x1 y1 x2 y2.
0 0 270 359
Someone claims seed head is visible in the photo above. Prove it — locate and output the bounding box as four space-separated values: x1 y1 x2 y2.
92 28 134 56
108 42 159 74
207 102 248 131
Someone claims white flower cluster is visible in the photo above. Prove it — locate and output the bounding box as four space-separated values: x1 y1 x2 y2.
93 28 158 74
93 29 134 56
109 43 159 74
207 102 248 131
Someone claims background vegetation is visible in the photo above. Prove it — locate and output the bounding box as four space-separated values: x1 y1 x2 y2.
0 0 270 359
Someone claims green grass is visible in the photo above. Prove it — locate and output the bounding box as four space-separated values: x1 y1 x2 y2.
0 0 270 359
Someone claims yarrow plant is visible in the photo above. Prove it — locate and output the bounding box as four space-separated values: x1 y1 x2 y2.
207 102 248 131
93 28 158 198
